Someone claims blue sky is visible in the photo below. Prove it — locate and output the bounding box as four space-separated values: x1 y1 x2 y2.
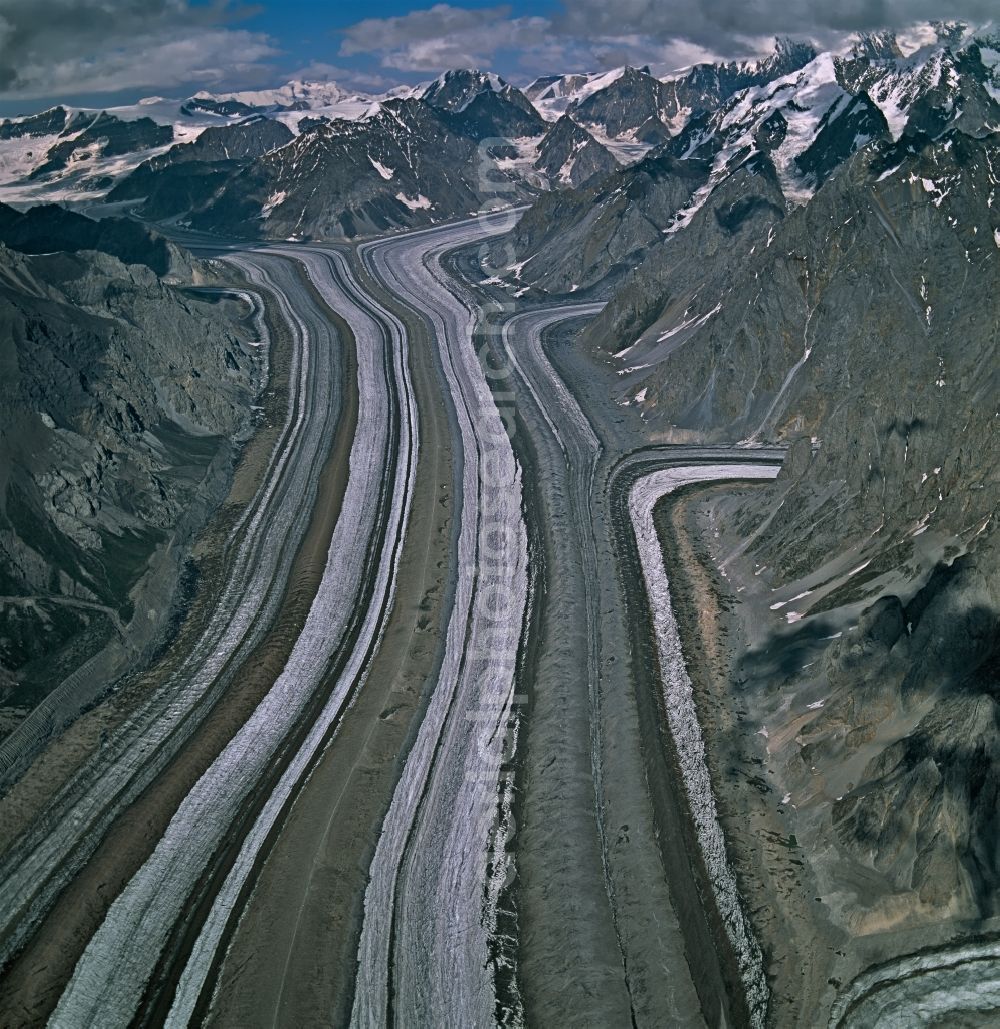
0 1 989 117
241 0 565 90
0 1 574 115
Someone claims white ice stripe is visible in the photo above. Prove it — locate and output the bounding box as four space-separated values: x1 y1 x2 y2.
351 218 528 1028
500 303 609 1004
747 298 818 443
0 254 338 971
629 463 780 1029
165 249 419 1026
502 304 604 463
0 272 288 784
49 248 397 1027
831 939 1000 1028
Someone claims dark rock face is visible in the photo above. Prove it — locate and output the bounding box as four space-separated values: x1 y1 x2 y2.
0 202 188 277
109 161 243 224
447 84 546 140
180 96 258 118
29 113 173 180
819 542 1000 914
634 116 671 146
753 110 788 152
296 116 331 133
794 93 889 188
0 107 69 140
105 116 296 221
486 147 710 292
570 66 675 138
0 243 259 715
580 156 784 354
160 98 534 240
533 116 618 188
659 36 819 126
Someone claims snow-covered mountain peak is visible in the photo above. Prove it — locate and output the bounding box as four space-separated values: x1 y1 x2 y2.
192 79 366 110
845 34 1000 141
527 68 629 121
0 77 382 205
523 73 594 104
421 69 507 112
649 26 1000 229
762 36 822 74
846 31 904 62
2 30 998 227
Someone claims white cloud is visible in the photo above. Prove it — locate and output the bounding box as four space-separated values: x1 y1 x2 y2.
336 3 760 83
287 61 395 94
0 1 281 100
896 22 943 55
340 4 550 72
338 1 999 82
554 0 997 50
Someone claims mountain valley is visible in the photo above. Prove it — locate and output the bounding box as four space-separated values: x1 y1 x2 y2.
0 18 998 1029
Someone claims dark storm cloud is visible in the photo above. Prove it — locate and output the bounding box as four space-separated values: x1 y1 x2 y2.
554 0 997 50
0 0 279 99
339 1 997 79
340 5 550 71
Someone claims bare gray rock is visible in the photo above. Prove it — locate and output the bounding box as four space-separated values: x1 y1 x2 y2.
0 241 260 722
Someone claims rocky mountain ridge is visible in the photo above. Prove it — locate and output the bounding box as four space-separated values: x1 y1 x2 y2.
0 201 192 277
92 74 547 239
0 35 828 234
525 40 818 137
480 20 1000 973
0 81 378 205
0 213 260 735
722 128 1000 926
161 94 538 239
531 114 619 188
492 26 1000 296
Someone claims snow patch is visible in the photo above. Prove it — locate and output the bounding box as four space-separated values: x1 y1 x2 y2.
370 158 394 180
395 192 431 211
657 302 722 343
261 190 286 217
630 464 778 1027
769 589 814 610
